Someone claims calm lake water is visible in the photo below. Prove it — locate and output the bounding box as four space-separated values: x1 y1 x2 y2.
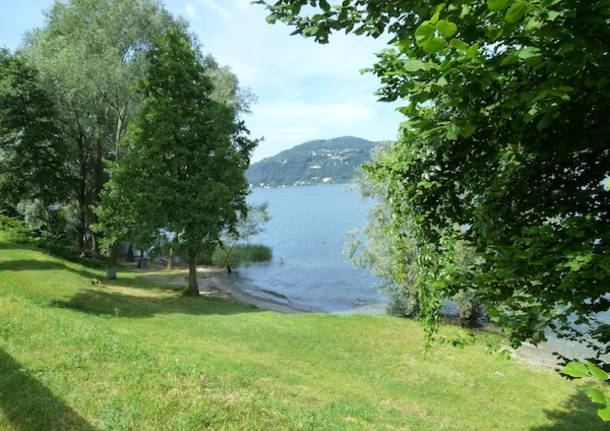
238 183 387 312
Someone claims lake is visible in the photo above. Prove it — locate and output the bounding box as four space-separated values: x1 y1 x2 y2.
237 183 387 313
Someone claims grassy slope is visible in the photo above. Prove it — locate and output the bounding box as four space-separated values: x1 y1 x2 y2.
0 236 604 431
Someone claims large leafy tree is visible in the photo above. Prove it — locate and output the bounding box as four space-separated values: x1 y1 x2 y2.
23 0 176 252
102 27 255 293
0 49 68 217
259 1 610 360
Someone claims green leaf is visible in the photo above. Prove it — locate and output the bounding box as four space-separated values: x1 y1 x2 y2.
487 26 503 40
505 1 529 24
436 76 448 87
556 43 574 56
303 26 320 36
430 3 444 23
598 405 610 421
446 124 459 140
459 123 477 138
430 9 441 24
517 46 541 59
460 4 471 18
265 14 279 24
546 10 561 21
501 52 519 66
585 361 609 381
467 44 479 58
449 39 468 51
436 20 457 37
563 362 589 378
415 21 436 45
584 385 607 404
488 0 512 11
403 59 427 72
517 46 542 66
524 18 543 31
422 37 447 54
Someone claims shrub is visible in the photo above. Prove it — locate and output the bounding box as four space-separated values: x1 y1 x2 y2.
211 243 272 271
236 244 272 263
0 214 34 243
452 290 486 328
34 232 79 261
386 288 419 318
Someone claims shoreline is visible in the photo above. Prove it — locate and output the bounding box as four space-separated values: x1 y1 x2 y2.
197 267 310 314
196 266 388 315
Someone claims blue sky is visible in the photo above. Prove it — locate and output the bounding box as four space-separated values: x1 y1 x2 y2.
0 0 403 161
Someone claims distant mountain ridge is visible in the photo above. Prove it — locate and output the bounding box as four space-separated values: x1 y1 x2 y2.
247 136 379 187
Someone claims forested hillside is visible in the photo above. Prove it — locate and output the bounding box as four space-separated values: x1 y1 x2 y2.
246 136 378 187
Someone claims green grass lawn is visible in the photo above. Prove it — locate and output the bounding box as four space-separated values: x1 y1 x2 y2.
0 235 604 430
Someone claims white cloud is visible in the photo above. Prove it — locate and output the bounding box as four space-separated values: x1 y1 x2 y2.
256 102 376 125
184 3 198 19
200 0 232 20
168 0 404 160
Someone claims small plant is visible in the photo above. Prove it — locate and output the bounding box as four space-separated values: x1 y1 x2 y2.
386 289 419 318
452 289 485 328
563 361 610 421
0 214 34 243
211 243 272 272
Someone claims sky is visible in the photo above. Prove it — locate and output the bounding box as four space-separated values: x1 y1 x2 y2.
0 0 403 161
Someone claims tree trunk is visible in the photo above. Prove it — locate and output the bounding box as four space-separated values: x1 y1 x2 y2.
115 105 126 161
126 243 135 262
91 137 104 259
186 249 199 296
91 234 100 259
76 134 88 254
106 244 118 280
167 247 175 270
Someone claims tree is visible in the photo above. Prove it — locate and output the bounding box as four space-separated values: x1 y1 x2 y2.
0 49 68 219
347 143 420 318
259 1 610 361
92 141 161 279
216 202 271 273
23 0 176 252
106 27 255 294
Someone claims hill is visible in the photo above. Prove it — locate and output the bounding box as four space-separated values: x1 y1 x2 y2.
247 136 378 187
0 232 603 430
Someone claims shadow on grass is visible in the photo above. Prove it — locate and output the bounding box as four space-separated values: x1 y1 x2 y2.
0 257 178 292
1 246 261 317
0 259 101 281
0 349 95 431
529 391 607 431
50 288 260 318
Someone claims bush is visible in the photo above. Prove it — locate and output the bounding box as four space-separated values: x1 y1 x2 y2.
386 288 419 318
0 214 34 243
34 232 79 261
235 244 272 263
0 214 81 261
211 243 272 270
452 290 486 328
